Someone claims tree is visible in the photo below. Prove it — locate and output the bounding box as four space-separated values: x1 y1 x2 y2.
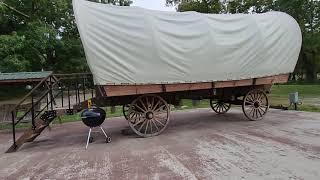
0 0 82 73
0 0 132 73
274 0 320 82
89 0 132 6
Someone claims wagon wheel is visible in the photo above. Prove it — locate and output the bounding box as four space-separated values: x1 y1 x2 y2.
122 104 130 120
127 95 170 137
210 99 231 114
242 89 269 121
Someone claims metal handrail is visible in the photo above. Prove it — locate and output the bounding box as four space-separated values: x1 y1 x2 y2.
9 73 53 113
10 73 95 150
12 77 60 125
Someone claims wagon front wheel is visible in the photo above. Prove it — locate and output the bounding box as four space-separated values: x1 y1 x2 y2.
127 95 170 137
210 99 231 114
242 89 269 121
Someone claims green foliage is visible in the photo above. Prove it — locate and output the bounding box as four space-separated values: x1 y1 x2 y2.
89 0 132 6
177 0 224 13
0 33 29 72
0 0 132 73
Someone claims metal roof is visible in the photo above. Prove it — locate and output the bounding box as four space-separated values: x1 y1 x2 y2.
0 71 52 83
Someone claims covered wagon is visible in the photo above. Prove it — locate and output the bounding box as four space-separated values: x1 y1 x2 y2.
73 0 302 137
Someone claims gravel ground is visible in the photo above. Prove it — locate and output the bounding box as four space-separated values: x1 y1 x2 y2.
0 108 319 180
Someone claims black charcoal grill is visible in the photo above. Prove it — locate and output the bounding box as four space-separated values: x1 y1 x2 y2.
81 108 111 149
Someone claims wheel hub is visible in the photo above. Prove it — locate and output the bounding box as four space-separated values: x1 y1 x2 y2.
146 112 154 120
254 101 260 108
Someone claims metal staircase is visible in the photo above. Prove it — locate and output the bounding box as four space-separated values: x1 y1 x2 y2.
5 73 94 153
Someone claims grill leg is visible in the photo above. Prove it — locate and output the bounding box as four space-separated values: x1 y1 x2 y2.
86 128 92 149
100 126 108 138
100 126 112 143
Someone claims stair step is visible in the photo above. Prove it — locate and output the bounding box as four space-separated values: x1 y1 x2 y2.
25 132 41 142
6 117 54 153
6 129 37 153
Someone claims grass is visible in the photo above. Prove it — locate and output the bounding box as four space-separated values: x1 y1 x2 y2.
1 84 319 130
270 84 320 98
269 84 320 112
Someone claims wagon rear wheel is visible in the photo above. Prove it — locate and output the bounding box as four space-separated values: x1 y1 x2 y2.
122 104 130 120
127 95 170 137
242 89 269 121
210 99 231 114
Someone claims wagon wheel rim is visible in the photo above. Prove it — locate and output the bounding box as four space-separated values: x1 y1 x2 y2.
242 89 269 121
122 104 130 120
210 99 231 114
127 95 170 137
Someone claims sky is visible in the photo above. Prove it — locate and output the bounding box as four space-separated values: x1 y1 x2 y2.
132 0 176 11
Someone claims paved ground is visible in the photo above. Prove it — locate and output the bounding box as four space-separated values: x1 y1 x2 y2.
0 108 319 180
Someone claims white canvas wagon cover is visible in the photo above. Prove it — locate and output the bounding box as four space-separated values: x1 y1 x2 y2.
73 0 302 85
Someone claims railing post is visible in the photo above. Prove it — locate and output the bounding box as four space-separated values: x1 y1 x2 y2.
11 111 16 149
31 94 36 129
75 81 78 104
61 86 64 107
91 89 94 98
83 77 86 101
49 76 53 110
46 92 49 110
68 87 71 110
77 81 80 104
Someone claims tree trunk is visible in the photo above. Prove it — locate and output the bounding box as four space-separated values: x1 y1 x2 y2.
304 51 317 82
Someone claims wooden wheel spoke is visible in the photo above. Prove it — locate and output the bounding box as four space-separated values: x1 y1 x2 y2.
245 101 254 105
259 107 266 114
258 94 265 103
145 96 150 110
154 104 167 113
249 94 255 102
245 105 254 109
133 114 139 123
138 119 147 132
218 105 223 112
154 114 167 121
223 104 229 111
212 103 218 108
134 104 147 113
150 120 153 134
220 105 224 112
255 109 259 118
144 120 149 134
248 107 254 116
139 98 148 111
154 117 165 127
257 108 263 117
254 91 259 99
256 109 260 118
128 111 135 118
152 100 161 111
133 118 145 127
151 119 159 132
251 108 255 118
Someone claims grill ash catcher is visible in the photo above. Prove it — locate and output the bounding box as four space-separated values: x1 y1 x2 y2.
81 106 111 149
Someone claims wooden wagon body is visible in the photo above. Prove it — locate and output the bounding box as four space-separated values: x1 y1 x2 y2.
75 74 289 137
